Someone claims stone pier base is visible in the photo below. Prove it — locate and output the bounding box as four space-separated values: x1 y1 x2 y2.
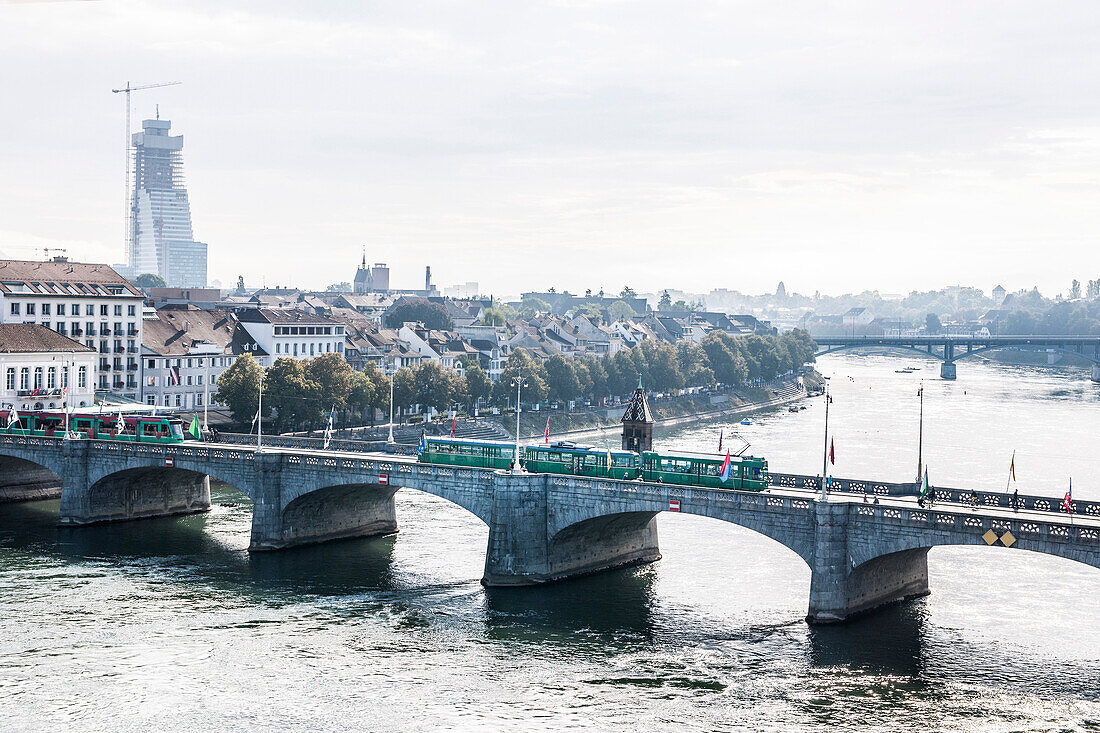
1092 364 1100 383
59 468 211 526
806 547 930 624
250 484 399 551
940 361 957 380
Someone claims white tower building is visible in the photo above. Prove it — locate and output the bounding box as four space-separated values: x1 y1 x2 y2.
128 119 208 287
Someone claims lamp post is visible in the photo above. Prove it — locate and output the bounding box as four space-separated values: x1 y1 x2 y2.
512 375 527 474
915 380 924 484
387 363 395 445
203 355 210 434
256 368 264 453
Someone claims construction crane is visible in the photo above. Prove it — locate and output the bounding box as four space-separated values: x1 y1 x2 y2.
111 80 182 266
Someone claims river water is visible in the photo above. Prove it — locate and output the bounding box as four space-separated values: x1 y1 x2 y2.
1 354 1098 731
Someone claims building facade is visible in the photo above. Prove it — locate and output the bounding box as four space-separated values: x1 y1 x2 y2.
236 308 346 360
128 118 208 287
0 324 97 412
0 259 146 400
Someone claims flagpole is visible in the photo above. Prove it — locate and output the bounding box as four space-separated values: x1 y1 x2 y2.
820 381 830 500
203 355 209 433
1006 450 1015 493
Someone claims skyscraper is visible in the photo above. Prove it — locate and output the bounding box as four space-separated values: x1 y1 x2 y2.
128 118 208 287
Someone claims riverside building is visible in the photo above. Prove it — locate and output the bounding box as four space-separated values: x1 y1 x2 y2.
0 324 96 412
0 258 145 400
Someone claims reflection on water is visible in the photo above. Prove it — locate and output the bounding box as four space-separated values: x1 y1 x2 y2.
1 354 1099 730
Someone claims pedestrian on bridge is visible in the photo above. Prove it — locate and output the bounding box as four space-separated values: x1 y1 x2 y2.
1013 488 1019 513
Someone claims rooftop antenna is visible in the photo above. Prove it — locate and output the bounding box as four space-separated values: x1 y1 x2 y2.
111 80 182 267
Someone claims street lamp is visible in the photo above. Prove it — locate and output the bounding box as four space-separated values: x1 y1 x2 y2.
512 375 527 474
820 380 833 501
387 363 395 445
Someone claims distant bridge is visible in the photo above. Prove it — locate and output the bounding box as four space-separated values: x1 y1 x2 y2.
1 434 1098 624
813 335 1100 380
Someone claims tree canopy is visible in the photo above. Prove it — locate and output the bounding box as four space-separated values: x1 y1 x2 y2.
383 298 455 330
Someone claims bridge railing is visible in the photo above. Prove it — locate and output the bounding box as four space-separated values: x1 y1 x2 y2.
769 472 1100 518
212 432 418 456
850 502 1100 545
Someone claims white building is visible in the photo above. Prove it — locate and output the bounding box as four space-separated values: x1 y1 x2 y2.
0 258 146 400
0 324 96 412
141 307 268 410
236 308 346 360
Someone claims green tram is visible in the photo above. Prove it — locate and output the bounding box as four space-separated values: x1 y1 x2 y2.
0 410 187 444
418 437 769 491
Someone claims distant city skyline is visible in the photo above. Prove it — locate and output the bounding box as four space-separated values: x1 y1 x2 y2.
1 1 1098 297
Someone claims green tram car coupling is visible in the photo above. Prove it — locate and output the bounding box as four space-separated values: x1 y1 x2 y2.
0 410 188 444
417 437 770 491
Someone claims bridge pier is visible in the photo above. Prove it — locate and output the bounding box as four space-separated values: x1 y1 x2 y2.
806 503 930 624
1092 364 1100 383
483 474 661 586
0 455 62 503
939 361 956 380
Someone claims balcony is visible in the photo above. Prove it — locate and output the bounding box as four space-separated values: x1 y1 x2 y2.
71 328 83 336
101 328 111 335
127 347 138 354
99 362 110 371
128 329 138 337
114 346 125 353
86 329 96 336
126 363 138 371
98 346 110 354
126 379 137 389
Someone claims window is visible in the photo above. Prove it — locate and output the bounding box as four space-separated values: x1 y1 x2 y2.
197 375 203 385
187 359 193 368
147 359 157 369
114 305 122 317
78 366 87 388
128 305 136 317
275 343 281 354
175 394 181 407
47 367 56 389
186 375 193 386
85 304 94 316
164 395 171 407
33 367 42 390
57 304 66 316
114 322 122 334
62 367 69 388
196 394 203 407
42 303 51 316
19 368 29 390
100 304 108 316
86 321 94 335
26 303 35 315
147 395 156 406
310 343 315 356
72 303 80 315
5 368 14 390
293 343 298 356
41 322 51 331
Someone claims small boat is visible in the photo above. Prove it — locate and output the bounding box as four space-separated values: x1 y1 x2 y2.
740 418 753 425
788 406 799 412
799 405 808 410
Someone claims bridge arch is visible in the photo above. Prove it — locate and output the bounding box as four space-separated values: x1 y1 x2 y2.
82 466 216 524
815 343 946 361
279 483 400 547
951 344 1100 365
0 453 63 502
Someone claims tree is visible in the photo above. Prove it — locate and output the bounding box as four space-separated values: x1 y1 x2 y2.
392 367 416 420
305 353 355 413
463 361 492 408
608 300 635 322
265 357 321 432
519 297 552 317
214 353 263 425
384 298 455 330
325 281 351 292
492 348 548 406
543 353 581 403
925 313 942 334
412 361 455 414
481 304 517 326
701 332 747 386
620 286 637 299
131 273 166 290
658 290 672 311
1070 280 1082 300
349 369 378 424
641 341 684 391
581 355 607 398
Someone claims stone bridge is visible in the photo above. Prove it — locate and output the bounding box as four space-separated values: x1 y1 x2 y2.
814 334 1100 380
1 434 1098 624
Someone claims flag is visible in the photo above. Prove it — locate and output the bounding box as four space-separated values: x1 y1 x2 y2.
168 367 181 386
1063 479 1073 514
717 429 723 453
188 416 202 440
250 410 259 432
544 416 550 445
829 438 835 465
6 408 18 428
919 467 930 499
719 450 732 483
1009 451 1016 481
606 448 613 468
451 416 456 438
115 412 125 434
418 434 426 453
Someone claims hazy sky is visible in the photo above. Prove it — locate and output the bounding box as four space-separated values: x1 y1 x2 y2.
1 1 1098 297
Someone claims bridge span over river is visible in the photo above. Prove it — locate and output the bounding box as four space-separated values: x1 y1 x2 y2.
1 434 1098 624
814 334 1100 380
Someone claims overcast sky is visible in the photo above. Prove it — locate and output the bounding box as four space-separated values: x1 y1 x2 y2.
1 0 1098 297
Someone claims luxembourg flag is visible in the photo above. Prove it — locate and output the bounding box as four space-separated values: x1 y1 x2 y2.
719 450 732 483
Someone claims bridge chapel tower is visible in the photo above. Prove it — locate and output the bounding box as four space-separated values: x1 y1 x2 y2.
621 381 654 452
